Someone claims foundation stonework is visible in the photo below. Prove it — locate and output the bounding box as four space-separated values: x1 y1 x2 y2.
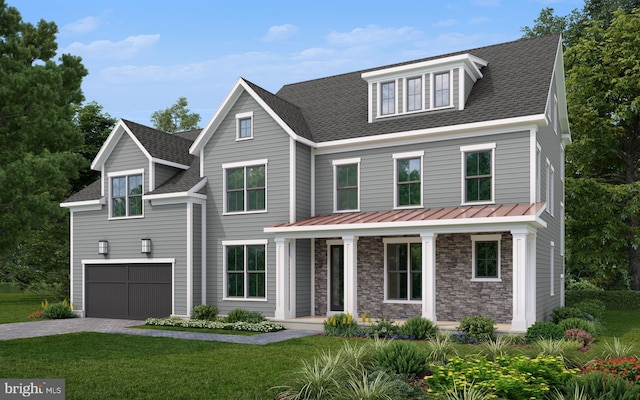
313 233 512 323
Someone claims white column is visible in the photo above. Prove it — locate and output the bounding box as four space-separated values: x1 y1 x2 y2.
274 238 290 320
511 228 536 332
343 235 358 317
421 232 437 322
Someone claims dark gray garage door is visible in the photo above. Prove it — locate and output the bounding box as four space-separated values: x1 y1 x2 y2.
85 264 171 319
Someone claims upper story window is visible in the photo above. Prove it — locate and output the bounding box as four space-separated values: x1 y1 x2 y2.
461 143 495 204
471 234 501 281
223 159 267 214
380 81 395 115
236 111 253 140
110 170 144 219
393 151 424 208
406 77 422 112
333 158 360 212
434 71 450 107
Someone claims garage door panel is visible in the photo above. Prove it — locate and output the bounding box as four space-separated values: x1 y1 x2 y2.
85 264 171 319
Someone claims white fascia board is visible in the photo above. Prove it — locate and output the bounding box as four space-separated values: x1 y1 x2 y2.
315 114 545 155
361 53 488 81
151 158 190 170
264 214 547 236
190 78 245 154
82 258 175 264
147 194 207 206
91 120 127 170
60 198 104 211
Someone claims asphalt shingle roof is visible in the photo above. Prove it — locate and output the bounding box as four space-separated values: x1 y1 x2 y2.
147 157 204 195
64 179 102 202
122 119 197 166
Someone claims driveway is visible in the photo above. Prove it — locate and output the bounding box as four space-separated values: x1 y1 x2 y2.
0 318 315 344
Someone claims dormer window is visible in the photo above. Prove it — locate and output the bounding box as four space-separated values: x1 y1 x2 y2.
109 169 144 219
380 81 395 115
406 77 422 112
434 72 450 108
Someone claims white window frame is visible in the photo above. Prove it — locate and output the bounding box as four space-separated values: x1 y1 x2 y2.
379 80 397 116
405 75 423 112
460 143 496 205
471 234 502 282
545 158 551 215
383 237 422 304
550 241 555 296
222 159 268 215
393 150 424 209
332 158 361 213
236 111 254 141
222 239 268 301
549 165 555 216
432 70 452 109
108 168 145 220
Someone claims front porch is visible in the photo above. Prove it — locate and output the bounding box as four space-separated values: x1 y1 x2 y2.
275 316 513 334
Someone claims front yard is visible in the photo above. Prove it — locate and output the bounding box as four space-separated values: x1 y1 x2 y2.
0 292 639 399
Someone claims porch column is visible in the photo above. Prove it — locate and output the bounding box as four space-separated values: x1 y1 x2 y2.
343 235 358 317
421 232 437 322
511 228 536 332
274 237 292 320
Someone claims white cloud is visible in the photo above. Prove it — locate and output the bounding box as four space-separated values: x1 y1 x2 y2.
263 24 299 42
469 16 490 24
433 19 460 28
326 25 422 47
63 34 160 59
294 47 336 60
60 16 105 37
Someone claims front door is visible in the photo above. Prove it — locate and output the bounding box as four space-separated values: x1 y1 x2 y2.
329 245 344 312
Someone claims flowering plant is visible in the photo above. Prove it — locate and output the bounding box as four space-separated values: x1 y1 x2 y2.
144 317 285 332
564 328 594 352
583 356 640 384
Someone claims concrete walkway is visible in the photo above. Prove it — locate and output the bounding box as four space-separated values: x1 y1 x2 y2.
0 318 316 344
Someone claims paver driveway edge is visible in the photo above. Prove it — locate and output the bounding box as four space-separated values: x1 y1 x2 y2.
0 318 316 344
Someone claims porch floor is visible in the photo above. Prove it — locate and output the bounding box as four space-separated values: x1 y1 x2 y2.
275 316 513 334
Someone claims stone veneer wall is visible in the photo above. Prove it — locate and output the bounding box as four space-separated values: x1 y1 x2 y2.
313 233 512 323
435 232 513 323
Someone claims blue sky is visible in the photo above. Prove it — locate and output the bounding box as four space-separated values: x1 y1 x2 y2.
12 0 581 127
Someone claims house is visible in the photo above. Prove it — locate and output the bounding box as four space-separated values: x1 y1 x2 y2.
61 33 570 332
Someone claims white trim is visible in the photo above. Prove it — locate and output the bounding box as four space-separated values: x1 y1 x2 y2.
393 151 424 209
432 69 453 109
471 234 502 282
535 142 542 203
549 165 555 216
222 160 268 215
236 111 254 141
420 232 437 321
107 169 145 220
383 237 423 303
199 148 204 178
529 131 538 204
460 143 496 205
221 159 269 169
289 138 296 223
222 241 269 301
459 67 465 110
145 178 208 204
187 202 193 316
311 148 316 217
60 198 104 211
69 211 75 309
325 239 343 315
545 158 551 214
361 53 487 80
310 238 316 316
150 158 190 170
201 202 207 305
149 160 154 191
333 158 361 213
550 241 555 296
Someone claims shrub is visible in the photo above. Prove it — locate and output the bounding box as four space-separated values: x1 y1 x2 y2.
565 290 640 310
373 340 428 377
562 372 640 400
427 355 577 399
601 337 638 359
583 356 640 385
564 329 594 352
191 304 218 321
323 313 359 337
144 317 284 332
525 321 565 343
551 307 592 324
573 299 605 321
457 315 495 343
224 308 265 323
41 300 76 319
362 317 401 339
425 334 458 365
401 316 438 340
558 318 598 337
534 338 581 359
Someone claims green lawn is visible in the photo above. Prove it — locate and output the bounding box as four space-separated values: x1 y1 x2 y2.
0 292 51 323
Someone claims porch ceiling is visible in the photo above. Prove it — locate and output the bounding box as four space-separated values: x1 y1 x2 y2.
265 203 546 237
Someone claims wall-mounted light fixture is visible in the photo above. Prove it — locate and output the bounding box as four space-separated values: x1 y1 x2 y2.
98 240 109 255
141 238 152 254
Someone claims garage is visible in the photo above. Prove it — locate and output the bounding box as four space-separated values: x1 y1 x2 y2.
85 263 172 319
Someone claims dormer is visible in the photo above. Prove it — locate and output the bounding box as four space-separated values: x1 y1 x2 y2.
362 53 488 122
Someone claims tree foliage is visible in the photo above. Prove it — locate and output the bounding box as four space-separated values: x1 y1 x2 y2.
150 96 201 133
0 0 87 263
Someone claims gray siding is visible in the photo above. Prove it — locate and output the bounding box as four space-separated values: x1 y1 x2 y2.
315 131 531 215
104 133 148 196
296 239 312 317
203 91 292 317
155 164 180 189
464 71 475 104
192 203 202 308
296 142 312 220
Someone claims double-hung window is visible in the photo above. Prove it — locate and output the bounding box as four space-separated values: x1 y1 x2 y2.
236 111 253 140
471 234 501 281
110 170 143 218
224 160 267 214
461 143 495 204
385 238 422 301
333 158 360 212
380 81 396 115
406 77 422 112
224 241 267 299
394 151 424 208
434 71 450 108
